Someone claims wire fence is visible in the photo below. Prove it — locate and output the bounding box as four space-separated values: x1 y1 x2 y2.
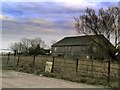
2 53 120 88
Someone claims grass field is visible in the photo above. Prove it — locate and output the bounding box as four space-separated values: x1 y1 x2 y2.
2 55 119 88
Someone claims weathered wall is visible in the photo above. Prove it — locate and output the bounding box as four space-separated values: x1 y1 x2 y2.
52 45 108 60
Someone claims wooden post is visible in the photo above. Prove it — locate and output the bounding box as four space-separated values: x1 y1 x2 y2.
108 59 111 83
31 55 36 72
33 55 36 65
51 56 55 73
16 53 20 66
91 59 94 77
118 58 120 88
13 50 17 67
76 58 79 73
7 52 10 64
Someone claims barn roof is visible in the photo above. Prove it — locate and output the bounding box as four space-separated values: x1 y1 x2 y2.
52 35 114 47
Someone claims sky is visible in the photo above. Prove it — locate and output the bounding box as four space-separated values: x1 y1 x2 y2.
0 0 119 49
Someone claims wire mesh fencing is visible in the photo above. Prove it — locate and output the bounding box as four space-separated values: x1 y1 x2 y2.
2 54 120 88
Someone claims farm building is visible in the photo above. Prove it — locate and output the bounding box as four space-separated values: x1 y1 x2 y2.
51 35 115 60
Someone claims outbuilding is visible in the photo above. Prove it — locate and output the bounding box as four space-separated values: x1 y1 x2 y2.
51 35 115 60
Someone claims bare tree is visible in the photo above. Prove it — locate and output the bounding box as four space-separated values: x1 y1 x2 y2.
74 7 120 60
9 37 46 55
21 38 31 53
74 6 120 87
30 37 46 49
9 42 22 53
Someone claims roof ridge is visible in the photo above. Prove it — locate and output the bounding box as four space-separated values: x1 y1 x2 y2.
64 34 103 38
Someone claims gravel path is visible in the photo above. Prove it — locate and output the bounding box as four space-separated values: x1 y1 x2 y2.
2 70 103 88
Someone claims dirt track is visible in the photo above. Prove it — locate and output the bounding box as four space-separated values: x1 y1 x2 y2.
2 70 104 88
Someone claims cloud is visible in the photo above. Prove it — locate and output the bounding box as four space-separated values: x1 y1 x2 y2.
2 13 76 47
31 18 54 26
2 2 118 20
2 17 76 48
0 14 14 21
2 0 119 2
59 0 97 9
43 29 57 33
2 16 75 37
1 1 118 49
0 15 5 20
2 2 85 19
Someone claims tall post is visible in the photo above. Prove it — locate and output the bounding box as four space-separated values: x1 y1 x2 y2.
108 59 111 83
7 52 10 64
118 58 120 88
13 50 17 67
51 56 55 73
31 54 36 72
17 53 20 66
33 54 36 65
76 58 79 73
91 59 94 76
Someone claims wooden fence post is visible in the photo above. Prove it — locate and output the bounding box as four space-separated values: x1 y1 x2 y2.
13 50 17 67
108 59 111 83
16 53 20 66
118 59 120 88
31 55 36 72
91 59 94 77
7 52 10 64
51 56 55 73
76 58 79 73
33 55 36 65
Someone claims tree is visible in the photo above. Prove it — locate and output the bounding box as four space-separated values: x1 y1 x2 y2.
74 7 120 60
30 37 46 49
74 6 120 87
21 38 31 54
29 44 41 55
9 42 22 54
9 37 46 55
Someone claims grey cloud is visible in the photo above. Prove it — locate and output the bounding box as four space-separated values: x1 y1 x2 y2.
2 2 85 18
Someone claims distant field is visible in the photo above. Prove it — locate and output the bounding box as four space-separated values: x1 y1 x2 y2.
2 55 119 88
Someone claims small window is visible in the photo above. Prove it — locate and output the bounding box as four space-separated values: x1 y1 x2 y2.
54 47 57 52
68 46 71 52
86 55 89 59
93 47 97 52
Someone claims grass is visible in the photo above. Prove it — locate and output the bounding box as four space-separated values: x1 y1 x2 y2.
1 55 119 88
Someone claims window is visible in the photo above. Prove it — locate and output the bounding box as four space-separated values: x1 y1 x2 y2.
54 47 57 52
68 46 71 53
93 47 97 52
86 55 89 59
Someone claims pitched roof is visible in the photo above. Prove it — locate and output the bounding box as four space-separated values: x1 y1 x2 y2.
52 35 113 47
